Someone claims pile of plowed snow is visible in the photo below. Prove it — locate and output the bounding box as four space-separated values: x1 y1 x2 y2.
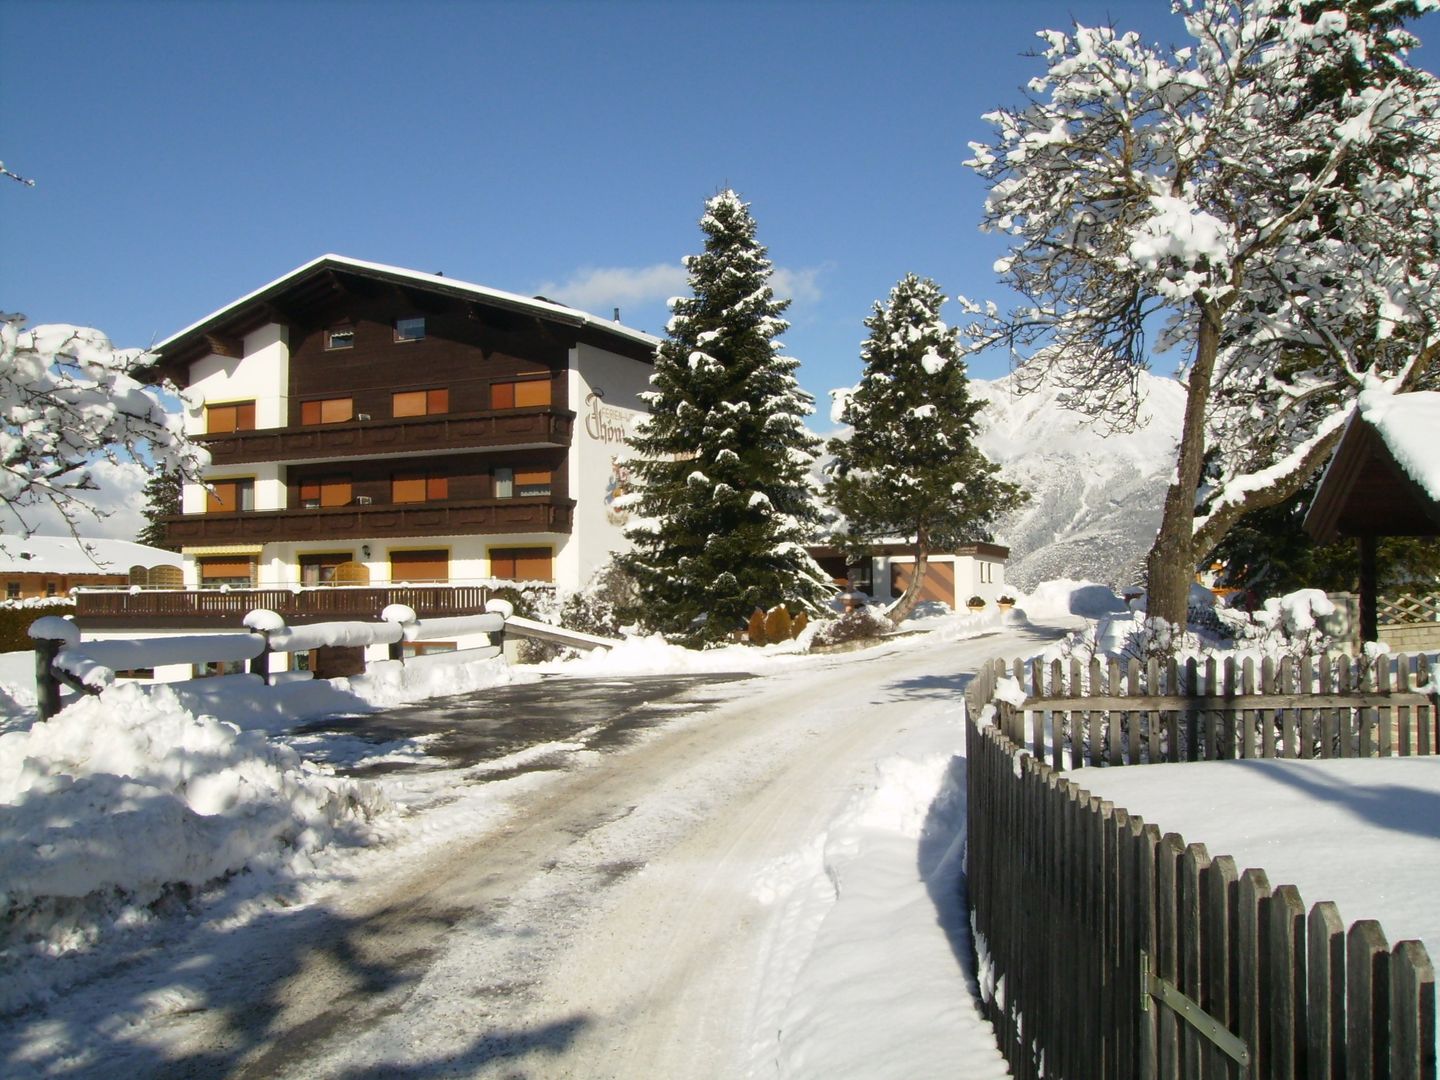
0 681 384 1003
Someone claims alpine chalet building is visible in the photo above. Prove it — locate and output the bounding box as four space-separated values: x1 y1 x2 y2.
151 255 656 600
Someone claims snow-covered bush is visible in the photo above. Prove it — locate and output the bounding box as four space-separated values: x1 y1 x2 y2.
1214 589 1338 660
812 606 890 648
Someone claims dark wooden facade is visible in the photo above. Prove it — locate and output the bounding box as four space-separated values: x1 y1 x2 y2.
166 498 575 544
201 408 574 468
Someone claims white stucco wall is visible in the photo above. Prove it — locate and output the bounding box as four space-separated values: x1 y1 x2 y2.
181 463 284 514
210 533 577 589
184 322 290 435
566 342 652 592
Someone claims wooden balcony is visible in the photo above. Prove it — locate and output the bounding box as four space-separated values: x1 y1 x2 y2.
202 408 575 465
165 498 575 544
72 584 526 629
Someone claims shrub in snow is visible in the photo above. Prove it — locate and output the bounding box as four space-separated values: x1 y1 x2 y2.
1214 589 1338 660
555 560 638 639
812 607 891 648
0 682 385 978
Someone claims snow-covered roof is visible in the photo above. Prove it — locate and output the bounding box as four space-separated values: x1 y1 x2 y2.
1304 389 1440 543
0 536 181 576
1359 389 1440 503
154 254 660 358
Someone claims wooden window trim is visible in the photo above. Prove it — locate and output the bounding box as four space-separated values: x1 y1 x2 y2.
301 397 354 425
206 478 255 514
393 387 450 418
205 400 256 435
491 377 551 410
392 473 447 504
389 548 449 583
393 316 426 343
299 477 352 509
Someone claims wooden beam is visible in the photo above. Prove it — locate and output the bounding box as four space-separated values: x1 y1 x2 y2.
1361 534 1379 643
204 332 242 358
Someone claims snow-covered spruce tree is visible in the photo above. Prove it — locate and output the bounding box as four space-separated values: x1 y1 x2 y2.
826 274 1023 625
137 468 182 550
619 191 832 645
961 0 1440 631
0 315 206 537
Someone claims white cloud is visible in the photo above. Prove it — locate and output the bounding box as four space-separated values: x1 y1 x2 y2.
535 264 688 315
537 261 827 317
771 265 825 306
3 460 151 541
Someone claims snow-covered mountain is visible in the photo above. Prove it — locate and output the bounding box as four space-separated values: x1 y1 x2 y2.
973 369 1185 592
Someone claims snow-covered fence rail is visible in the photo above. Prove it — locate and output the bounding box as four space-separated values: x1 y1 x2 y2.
964 661 1437 1080
983 653 1437 768
29 605 506 720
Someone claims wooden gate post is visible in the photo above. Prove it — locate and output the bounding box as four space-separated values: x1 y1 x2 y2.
34 635 62 722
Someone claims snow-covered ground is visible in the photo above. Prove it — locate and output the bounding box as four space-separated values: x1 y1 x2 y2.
0 602 1035 1077
1064 756 1440 966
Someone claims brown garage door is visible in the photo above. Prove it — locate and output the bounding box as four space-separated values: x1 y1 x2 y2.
890 560 955 607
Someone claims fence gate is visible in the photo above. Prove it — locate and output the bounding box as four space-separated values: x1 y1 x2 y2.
1140 949 1250 1078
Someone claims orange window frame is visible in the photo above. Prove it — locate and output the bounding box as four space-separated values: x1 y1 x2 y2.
205 401 256 434
301 397 354 425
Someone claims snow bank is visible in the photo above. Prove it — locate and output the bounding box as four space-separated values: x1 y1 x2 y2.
1016 579 1127 620
0 682 384 1008
744 711 1009 1078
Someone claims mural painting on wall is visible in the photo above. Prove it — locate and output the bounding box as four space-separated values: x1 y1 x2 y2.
604 458 631 526
585 390 634 526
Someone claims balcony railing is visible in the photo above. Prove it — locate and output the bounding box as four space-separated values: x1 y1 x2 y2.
201 408 575 465
164 497 575 544
72 584 553 628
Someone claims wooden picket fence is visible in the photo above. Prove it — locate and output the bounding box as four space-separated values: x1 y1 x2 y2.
965 654 1437 1080
991 652 1437 768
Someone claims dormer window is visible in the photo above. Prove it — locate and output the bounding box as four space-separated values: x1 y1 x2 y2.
394 317 425 342
326 326 355 350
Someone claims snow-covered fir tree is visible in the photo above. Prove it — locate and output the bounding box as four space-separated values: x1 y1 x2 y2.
827 274 1023 625
961 0 1440 631
620 190 831 644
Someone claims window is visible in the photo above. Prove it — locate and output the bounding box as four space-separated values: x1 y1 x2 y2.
5 582 18 600
490 547 553 583
193 658 246 678
207 478 255 513
45 583 57 597
299 477 353 509
394 316 426 342
390 549 449 583
491 378 551 409
493 467 512 499
301 397 354 425
198 556 255 587
392 473 448 503
300 552 353 586
205 401 256 434
326 326 355 350
392 388 450 417
402 641 456 659
516 468 551 497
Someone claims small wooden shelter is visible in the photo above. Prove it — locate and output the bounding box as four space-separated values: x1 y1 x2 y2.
1304 391 1440 641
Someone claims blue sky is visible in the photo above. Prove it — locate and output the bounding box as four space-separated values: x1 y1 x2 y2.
5 0 1439 416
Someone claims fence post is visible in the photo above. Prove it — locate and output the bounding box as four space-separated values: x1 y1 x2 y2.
34 634 63 721
1348 920 1390 1080
1389 940 1437 1080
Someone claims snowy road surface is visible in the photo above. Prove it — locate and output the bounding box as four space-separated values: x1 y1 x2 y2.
10 621 1067 1078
